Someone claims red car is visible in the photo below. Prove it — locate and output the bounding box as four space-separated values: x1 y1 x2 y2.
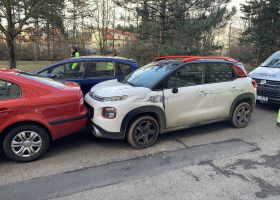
0 68 88 162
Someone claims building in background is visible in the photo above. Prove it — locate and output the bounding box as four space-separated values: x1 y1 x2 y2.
92 29 136 53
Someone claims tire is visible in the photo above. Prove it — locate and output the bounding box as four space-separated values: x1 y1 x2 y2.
230 102 252 128
127 116 159 148
3 124 50 162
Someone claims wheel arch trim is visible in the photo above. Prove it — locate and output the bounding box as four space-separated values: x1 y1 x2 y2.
229 93 256 118
120 106 166 133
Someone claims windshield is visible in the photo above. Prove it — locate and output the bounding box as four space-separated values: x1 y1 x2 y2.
262 51 280 68
15 70 67 89
120 61 180 88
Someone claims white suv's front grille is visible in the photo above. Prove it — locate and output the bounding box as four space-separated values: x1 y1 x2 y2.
93 94 105 102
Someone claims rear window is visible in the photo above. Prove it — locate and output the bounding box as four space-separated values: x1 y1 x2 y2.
15 71 66 89
262 51 280 68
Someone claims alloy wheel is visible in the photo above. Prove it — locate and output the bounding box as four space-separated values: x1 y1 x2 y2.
133 121 157 146
236 105 251 125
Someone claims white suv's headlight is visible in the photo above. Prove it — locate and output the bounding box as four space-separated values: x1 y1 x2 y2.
104 96 128 101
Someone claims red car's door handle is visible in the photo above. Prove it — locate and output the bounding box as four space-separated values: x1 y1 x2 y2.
0 109 13 114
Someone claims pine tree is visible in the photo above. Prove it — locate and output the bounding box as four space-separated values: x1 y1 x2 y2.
114 0 236 61
239 0 280 60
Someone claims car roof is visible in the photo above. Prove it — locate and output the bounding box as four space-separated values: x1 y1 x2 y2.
154 56 237 63
0 67 17 73
65 56 137 63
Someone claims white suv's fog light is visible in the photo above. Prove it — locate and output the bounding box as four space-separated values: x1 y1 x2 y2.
102 107 117 119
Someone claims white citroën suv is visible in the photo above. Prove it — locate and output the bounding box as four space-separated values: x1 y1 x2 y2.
85 56 257 148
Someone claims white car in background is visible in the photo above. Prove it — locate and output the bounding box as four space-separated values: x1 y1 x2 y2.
85 56 257 148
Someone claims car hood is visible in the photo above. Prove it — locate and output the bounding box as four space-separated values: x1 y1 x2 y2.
89 79 151 97
249 67 280 81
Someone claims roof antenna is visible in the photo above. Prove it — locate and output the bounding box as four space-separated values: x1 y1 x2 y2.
9 60 18 69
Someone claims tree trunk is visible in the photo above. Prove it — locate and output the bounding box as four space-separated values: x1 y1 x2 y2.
159 1 166 45
35 19 40 61
7 36 16 68
46 20 51 60
228 23 232 49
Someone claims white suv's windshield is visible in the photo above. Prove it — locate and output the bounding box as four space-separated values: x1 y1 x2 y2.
120 61 180 88
262 51 280 68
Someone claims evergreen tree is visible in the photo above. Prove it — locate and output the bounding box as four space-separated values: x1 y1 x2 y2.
114 0 235 61
239 0 280 60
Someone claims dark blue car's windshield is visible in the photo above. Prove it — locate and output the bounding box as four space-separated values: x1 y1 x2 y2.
262 51 280 68
121 61 180 88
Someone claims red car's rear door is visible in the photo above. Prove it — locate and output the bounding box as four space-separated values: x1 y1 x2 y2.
0 78 25 127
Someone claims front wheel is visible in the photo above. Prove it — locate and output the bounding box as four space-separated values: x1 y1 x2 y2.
230 102 252 128
3 124 50 162
127 116 159 148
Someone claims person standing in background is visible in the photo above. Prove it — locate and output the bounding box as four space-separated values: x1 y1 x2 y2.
71 46 80 70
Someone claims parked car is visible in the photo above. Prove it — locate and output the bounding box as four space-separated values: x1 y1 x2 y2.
0 68 88 162
84 56 257 148
249 51 280 104
35 56 138 95
223 51 229 56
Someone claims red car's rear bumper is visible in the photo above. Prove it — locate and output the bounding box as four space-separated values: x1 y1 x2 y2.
45 106 88 140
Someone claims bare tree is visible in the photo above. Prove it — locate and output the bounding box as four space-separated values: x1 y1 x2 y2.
0 0 44 68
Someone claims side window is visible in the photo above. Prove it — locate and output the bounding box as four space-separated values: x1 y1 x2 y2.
164 64 205 89
210 63 236 83
37 62 86 79
88 61 114 78
62 61 86 79
115 62 132 76
0 80 22 100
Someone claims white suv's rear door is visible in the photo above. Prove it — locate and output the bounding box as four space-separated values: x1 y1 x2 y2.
163 64 209 128
207 63 241 120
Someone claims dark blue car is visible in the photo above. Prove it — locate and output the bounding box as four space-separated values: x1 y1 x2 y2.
35 56 138 95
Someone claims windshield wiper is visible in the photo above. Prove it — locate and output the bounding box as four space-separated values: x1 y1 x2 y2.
126 81 135 87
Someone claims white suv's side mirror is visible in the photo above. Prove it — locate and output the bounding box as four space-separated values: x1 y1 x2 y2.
172 88 178 93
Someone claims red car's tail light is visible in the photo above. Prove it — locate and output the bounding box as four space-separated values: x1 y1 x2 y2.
233 65 247 77
79 89 84 112
251 80 257 88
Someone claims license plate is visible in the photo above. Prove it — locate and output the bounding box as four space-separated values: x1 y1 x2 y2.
257 96 268 101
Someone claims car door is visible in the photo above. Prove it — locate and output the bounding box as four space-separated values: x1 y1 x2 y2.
163 64 209 128
82 60 119 95
0 78 25 128
207 63 240 120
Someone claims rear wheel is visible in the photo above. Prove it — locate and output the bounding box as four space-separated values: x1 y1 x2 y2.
127 116 159 148
230 102 252 128
3 124 50 162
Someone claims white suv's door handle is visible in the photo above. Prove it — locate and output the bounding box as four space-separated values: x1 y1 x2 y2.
231 87 238 91
198 91 208 96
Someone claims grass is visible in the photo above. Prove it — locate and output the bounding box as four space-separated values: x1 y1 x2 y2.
0 61 57 73
244 64 256 73
0 61 256 74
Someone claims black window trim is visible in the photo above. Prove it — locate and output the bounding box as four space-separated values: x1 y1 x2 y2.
0 79 23 101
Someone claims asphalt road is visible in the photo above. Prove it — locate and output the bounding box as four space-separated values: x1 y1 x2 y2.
0 102 280 200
